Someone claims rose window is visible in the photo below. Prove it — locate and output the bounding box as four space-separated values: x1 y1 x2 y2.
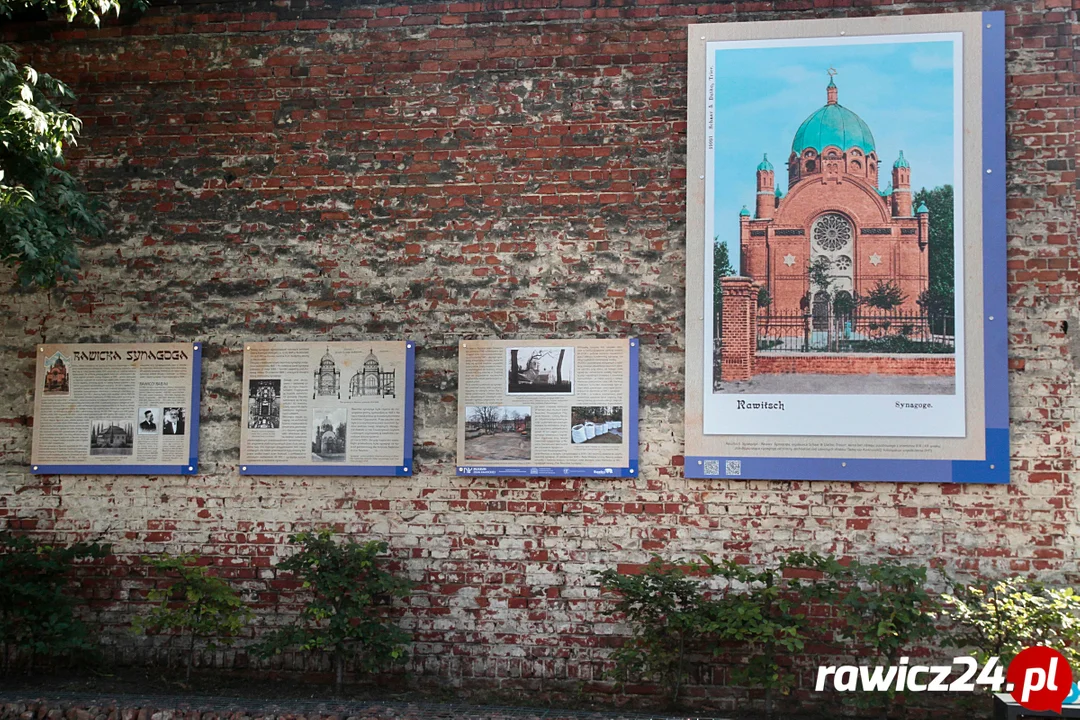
834 255 852 271
813 213 852 252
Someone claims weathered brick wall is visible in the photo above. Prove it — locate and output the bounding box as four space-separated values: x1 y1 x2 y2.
0 0 1077 709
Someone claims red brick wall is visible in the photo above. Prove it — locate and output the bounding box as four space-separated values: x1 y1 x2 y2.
756 353 956 376
719 277 758 381
0 0 1076 710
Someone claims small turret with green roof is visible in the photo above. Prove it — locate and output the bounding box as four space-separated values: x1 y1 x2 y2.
916 202 929 214
893 150 910 169
739 205 751 217
757 153 773 172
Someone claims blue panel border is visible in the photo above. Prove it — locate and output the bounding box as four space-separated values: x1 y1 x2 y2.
239 340 415 478
687 15 1009 485
240 464 410 477
457 338 640 479
32 342 202 476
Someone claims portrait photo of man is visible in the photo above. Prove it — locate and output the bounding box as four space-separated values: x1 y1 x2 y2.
138 408 158 434
162 407 186 436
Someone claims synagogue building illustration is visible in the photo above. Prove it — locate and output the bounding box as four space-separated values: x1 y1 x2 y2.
349 350 396 399
43 352 69 394
739 75 930 318
313 347 341 399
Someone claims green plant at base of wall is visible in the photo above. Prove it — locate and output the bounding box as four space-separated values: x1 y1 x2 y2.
594 557 706 707
0 532 111 673
133 553 253 681
253 530 413 693
700 551 833 720
943 576 1080 667
832 558 939 719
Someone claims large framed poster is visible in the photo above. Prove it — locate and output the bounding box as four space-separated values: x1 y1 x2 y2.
456 339 639 478
31 342 202 475
685 12 1007 483
239 341 414 477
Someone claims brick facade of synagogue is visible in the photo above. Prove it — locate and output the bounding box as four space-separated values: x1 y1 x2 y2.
0 0 1077 711
741 78 929 316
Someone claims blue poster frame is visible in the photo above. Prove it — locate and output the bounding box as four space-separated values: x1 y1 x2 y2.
32 342 203 476
457 339 640 478
239 341 415 477
687 12 1008 484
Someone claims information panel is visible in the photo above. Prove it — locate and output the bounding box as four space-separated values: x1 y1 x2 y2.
239 341 414 477
456 338 639 478
684 12 1007 483
31 342 201 475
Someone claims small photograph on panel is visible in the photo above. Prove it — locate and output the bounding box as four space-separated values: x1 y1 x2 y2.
571 406 623 445
138 408 159 435
464 406 531 462
42 351 70 395
506 347 574 395
89 420 134 456
247 379 281 430
312 408 347 462
162 407 186 436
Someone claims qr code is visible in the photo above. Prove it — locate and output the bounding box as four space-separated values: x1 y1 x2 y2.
725 460 742 476
703 460 720 476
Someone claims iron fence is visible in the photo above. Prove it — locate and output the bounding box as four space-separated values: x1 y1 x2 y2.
758 308 955 354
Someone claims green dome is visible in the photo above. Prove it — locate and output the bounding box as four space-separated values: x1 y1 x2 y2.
757 153 773 172
739 205 751 217
792 88 876 156
917 202 929 214
893 150 909 169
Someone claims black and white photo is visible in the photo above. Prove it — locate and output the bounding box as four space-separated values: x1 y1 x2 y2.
248 379 281 430
138 408 159 434
506 347 574 395
89 420 134 456
162 407 186 436
311 408 347 462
